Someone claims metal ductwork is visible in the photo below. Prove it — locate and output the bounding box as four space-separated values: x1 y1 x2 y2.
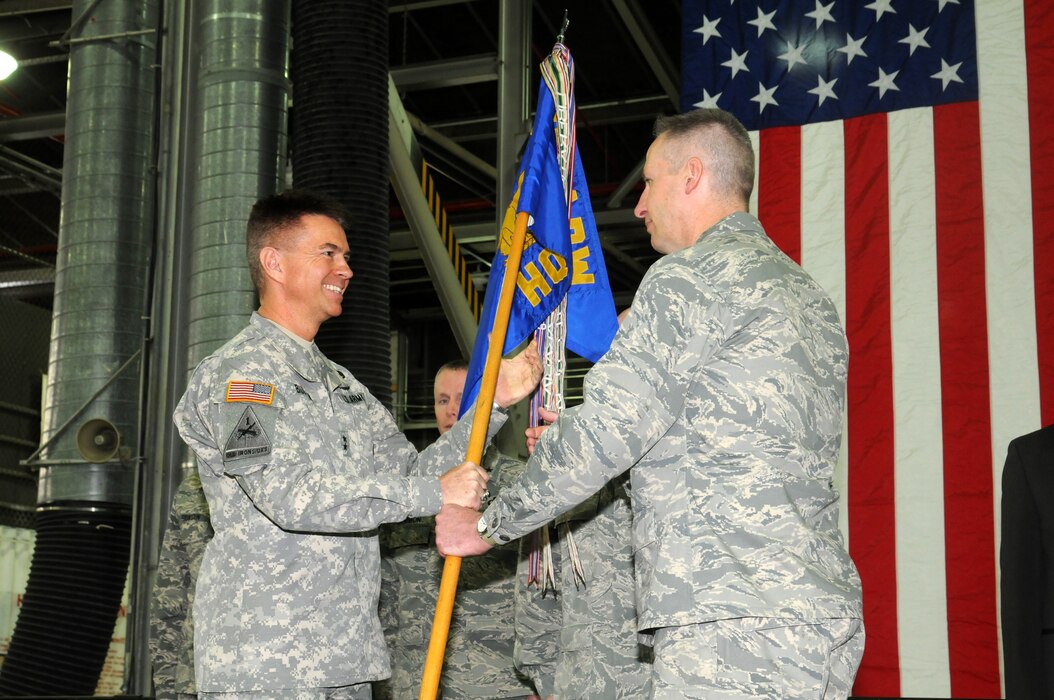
186 0 292 370
0 0 159 693
291 0 391 408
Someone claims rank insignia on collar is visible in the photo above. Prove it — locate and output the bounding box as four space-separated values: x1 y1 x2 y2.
223 405 272 461
226 380 275 405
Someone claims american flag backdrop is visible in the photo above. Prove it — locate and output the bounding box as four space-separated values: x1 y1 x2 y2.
682 0 1052 698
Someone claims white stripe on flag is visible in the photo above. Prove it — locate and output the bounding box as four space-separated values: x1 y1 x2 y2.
748 130 760 216
977 1 1041 688
799 120 850 545
888 107 951 698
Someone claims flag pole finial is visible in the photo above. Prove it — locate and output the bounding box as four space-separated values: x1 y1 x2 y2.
556 10 569 45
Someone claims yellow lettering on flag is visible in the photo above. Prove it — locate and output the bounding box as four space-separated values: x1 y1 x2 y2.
572 246 594 285
568 191 595 285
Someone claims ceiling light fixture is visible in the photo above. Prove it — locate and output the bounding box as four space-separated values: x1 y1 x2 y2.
0 50 17 80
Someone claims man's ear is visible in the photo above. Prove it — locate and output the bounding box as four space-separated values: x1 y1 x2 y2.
260 246 283 284
684 156 704 194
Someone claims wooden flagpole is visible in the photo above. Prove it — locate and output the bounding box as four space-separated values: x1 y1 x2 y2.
418 210 532 700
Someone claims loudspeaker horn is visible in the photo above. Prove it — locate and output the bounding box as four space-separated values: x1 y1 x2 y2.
76 418 121 463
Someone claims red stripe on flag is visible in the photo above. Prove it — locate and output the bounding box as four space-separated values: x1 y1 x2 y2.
757 126 802 263
933 102 1001 697
843 113 900 696
1025 0 1054 425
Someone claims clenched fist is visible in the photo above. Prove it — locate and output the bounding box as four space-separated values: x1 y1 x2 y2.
438 460 489 510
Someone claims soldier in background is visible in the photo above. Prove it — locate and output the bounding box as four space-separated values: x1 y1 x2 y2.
376 360 536 699
150 469 213 700
436 109 864 698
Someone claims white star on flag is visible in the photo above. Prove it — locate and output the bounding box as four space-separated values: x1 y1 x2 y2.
722 48 750 78
747 7 778 36
931 58 964 90
805 0 836 29
900 24 932 55
693 15 721 45
751 82 779 112
778 42 808 69
838 34 868 64
935 0 961 11
808 75 839 105
865 0 897 21
869 67 901 97
694 88 722 109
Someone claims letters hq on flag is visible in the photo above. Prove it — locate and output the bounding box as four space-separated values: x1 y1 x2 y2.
684 0 1053 697
460 73 618 417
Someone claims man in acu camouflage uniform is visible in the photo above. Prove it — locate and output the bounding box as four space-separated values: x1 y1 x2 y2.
173 190 540 700
437 109 865 699
150 469 213 700
376 359 537 699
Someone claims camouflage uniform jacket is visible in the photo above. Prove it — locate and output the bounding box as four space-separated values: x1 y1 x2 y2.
150 469 213 700
481 212 863 636
173 313 506 691
378 449 533 699
513 475 650 699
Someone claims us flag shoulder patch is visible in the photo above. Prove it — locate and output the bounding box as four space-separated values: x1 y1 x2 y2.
226 380 275 405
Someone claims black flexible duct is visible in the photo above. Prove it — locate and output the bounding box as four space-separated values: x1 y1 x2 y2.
0 507 132 695
291 0 392 408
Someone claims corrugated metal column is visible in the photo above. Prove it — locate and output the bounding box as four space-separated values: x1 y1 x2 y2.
0 0 160 693
185 0 291 371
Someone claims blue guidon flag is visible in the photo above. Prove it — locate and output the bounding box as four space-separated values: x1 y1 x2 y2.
460 45 618 418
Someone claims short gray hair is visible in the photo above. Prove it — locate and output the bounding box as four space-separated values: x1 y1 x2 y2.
653 109 755 203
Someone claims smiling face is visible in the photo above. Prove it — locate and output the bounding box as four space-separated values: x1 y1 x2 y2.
433 367 467 435
263 214 352 335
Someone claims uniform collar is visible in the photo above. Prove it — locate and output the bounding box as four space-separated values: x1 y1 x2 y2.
250 312 333 384
705 211 763 240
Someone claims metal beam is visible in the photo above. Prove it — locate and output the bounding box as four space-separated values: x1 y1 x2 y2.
0 110 65 142
405 111 496 181
388 75 478 356
607 157 644 208
610 0 680 108
0 145 62 193
390 53 497 91
389 0 476 11
0 0 71 18
427 93 670 143
496 0 529 224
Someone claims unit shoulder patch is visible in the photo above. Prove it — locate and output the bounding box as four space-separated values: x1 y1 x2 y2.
223 405 272 461
226 380 275 405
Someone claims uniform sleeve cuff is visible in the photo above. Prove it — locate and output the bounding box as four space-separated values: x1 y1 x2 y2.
408 477 442 517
